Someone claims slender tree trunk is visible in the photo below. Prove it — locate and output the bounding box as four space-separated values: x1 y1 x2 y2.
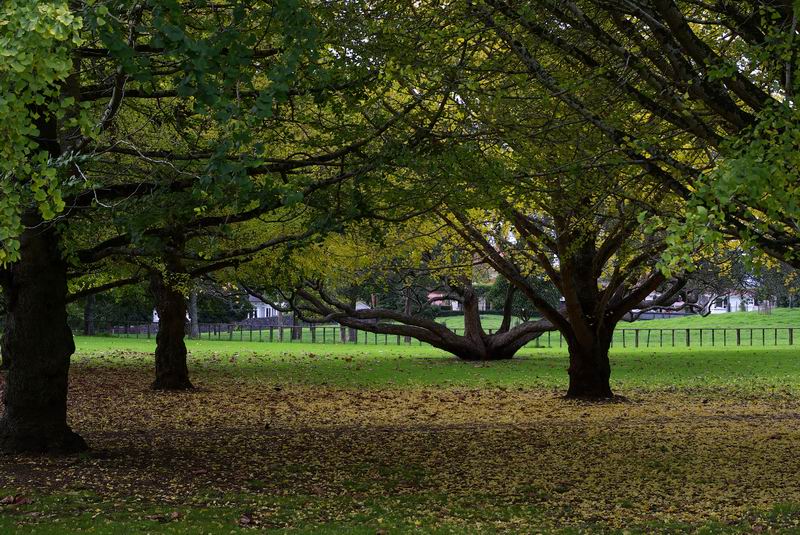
0 222 88 453
83 294 96 336
402 289 412 344
565 328 614 399
498 285 515 333
188 289 200 340
291 313 302 340
150 270 193 390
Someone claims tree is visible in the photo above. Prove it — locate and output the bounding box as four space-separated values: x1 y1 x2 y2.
467 0 800 268
0 0 437 452
243 220 557 361
486 276 558 323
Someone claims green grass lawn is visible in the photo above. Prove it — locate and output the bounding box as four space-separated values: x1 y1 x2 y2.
2 335 800 534
439 307 800 330
104 309 800 350
71 335 800 393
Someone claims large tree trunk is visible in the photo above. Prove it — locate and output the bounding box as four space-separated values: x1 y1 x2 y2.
565 328 614 399
83 294 96 336
150 270 193 390
188 289 200 340
0 222 88 454
0 327 8 371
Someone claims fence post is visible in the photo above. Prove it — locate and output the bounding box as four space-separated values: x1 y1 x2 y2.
790 328 794 346
635 329 639 348
311 326 316 343
685 329 690 347
736 328 741 346
711 329 715 346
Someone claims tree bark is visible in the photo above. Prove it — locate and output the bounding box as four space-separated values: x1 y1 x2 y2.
150 270 193 390
0 326 8 371
83 294 96 336
0 222 88 454
402 289 412 344
291 313 302 340
188 289 200 340
565 328 614 399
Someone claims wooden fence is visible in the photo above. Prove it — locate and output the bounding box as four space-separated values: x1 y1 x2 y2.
78 321 800 348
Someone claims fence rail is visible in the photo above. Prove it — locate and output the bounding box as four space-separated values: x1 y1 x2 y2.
67 320 800 348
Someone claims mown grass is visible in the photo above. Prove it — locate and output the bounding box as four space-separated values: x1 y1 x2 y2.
1 334 800 533
2 490 799 534
437 307 800 331
109 308 800 348
72 335 800 393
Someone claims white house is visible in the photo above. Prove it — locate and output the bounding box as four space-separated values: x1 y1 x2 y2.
636 289 773 317
427 291 489 312
708 292 772 314
247 295 370 320
247 295 280 319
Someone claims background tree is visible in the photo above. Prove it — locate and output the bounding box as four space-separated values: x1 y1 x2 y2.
243 220 557 361
486 276 559 323
467 0 800 268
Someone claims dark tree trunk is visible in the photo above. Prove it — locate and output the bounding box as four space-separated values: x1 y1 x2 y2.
498 285 516 334
0 222 88 454
402 290 412 344
150 271 193 390
291 313 302 340
0 329 8 371
83 294 96 336
565 328 614 399
188 289 200 340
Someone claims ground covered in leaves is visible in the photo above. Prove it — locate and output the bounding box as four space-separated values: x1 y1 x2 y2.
1 341 800 533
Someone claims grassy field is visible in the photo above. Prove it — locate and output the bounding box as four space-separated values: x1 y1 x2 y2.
1 334 800 533
68 335 800 392
104 309 800 350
